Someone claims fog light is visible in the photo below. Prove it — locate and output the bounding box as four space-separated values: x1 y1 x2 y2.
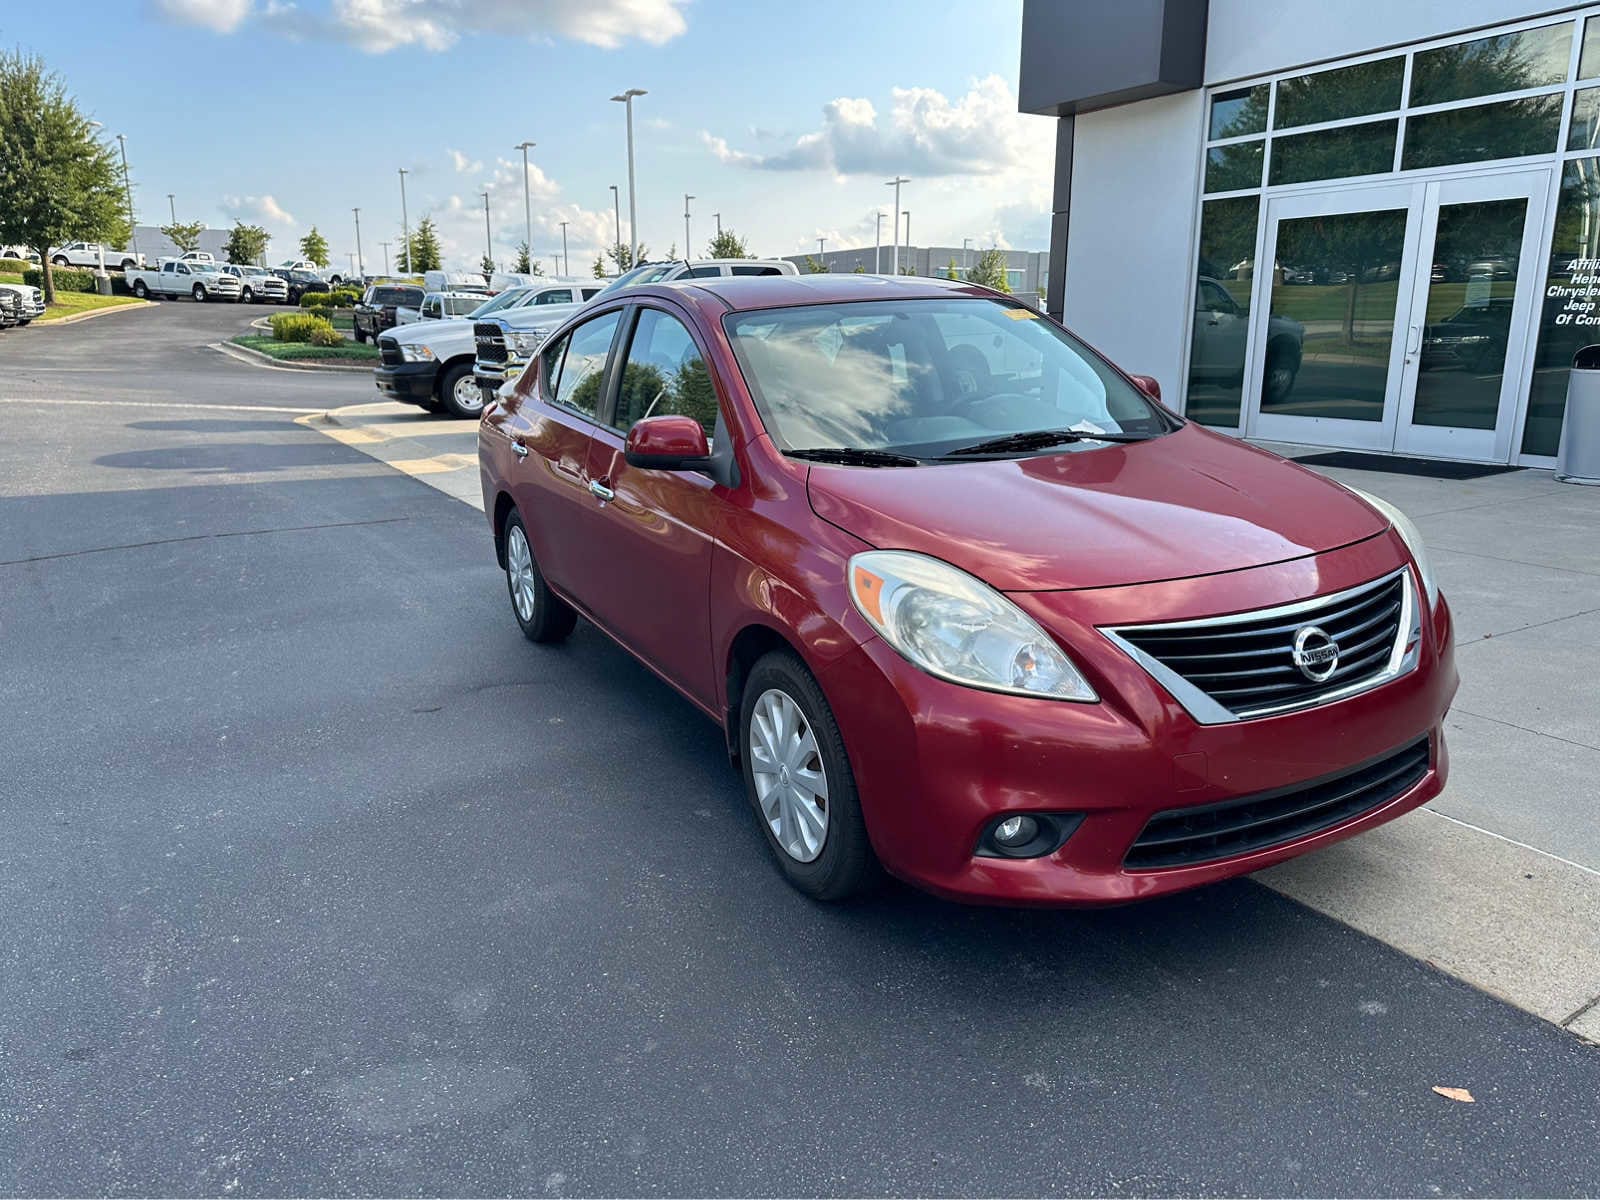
994 815 1038 847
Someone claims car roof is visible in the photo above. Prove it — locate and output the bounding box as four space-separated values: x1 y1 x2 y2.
635 272 1007 313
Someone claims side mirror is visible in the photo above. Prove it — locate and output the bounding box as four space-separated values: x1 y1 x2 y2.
1128 374 1162 401
624 414 711 470
495 378 519 405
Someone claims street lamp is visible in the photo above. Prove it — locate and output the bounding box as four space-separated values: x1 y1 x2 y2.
481 190 492 272
962 236 971 276
817 236 826 260
398 167 410 273
684 193 694 259
559 220 569 275
884 177 909 274
352 207 364 279
515 140 535 266
115 134 138 258
167 193 176 224
875 210 884 273
608 184 621 264
380 241 391 274
714 211 722 236
610 88 647 269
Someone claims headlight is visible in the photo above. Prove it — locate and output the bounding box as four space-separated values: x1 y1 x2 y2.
1346 486 1439 607
400 343 435 362
509 329 549 355
848 550 1097 701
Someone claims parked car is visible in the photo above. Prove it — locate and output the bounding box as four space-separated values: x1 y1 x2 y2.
478 274 1456 904
471 283 607 400
372 285 600 415
1188 276 1304 403
49 241 146 271
124 259 243 301
0 289 21 329
1 245 42 264
272 269 331 304
272 258 351 287
423 269 489 295
402 291 493 324
353 284 426 343
0 281 46 324
1421 298 1516 373
218 264 289 304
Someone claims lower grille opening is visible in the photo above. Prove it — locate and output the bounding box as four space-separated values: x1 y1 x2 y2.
1125 738 1431 871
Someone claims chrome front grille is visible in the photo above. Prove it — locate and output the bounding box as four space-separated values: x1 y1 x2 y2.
1102 569 1419 724
474 321 507 363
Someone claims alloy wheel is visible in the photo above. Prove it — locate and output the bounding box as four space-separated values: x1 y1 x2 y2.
506 524 537 623
749 688 830 863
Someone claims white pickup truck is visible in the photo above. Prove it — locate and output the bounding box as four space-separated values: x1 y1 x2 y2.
50 241 147 271
273 259 351 287
125 259 243 302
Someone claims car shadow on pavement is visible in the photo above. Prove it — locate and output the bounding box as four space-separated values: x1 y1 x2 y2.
127 418 301 435
93 440 363 474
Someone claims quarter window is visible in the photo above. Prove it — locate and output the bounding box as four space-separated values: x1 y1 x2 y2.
613 308 719 435
549 311 620 417
534 289 573 305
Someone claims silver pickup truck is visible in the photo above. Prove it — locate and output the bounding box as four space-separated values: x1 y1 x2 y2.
124 260 243 302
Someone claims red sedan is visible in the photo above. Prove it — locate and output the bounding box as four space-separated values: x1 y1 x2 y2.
478 275 1457 905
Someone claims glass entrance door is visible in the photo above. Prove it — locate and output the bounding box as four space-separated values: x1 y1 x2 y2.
1245 169 1552 462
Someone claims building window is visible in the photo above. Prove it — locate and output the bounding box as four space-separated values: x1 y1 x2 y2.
1274 57 1404 130
1402 95 1563 169
1268 119 1399 186
1409 22 1573 107
1524 159 1600 456
1209 86 1267 139
1186 196 1259 429
1205 141 1264 193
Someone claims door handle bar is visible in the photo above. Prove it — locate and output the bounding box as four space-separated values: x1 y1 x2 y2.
589 480 615 502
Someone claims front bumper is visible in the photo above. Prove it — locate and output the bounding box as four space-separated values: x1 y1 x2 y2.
816 532 1459 906
374 360 439 404
474 360 521 403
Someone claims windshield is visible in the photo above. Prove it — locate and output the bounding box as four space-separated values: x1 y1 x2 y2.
592 262 679 299
443 295 484 316
469 288 531 317
723 298 1173 458
368 286 422 307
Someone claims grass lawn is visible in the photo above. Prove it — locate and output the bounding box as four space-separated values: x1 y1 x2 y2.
1 272 145 323
232 333 378 363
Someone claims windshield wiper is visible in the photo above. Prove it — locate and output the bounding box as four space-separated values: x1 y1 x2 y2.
941 428 1152 457
786 447 922 467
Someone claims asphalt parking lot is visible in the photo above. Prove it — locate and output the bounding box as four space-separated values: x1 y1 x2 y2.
2 302 1598 1197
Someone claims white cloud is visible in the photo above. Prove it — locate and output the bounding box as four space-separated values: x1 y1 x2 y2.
152 0 254 32
448 149 483 175
704 75 1051 180
163 0 690 51
221 193 297 230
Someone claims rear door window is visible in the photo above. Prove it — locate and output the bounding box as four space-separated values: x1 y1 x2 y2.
730 265 782 276
549 311 622 418
612 307 719 436
534 289 574 305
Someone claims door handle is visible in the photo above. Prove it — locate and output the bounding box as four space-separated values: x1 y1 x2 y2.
511 441 528 458
588 479 615 502
1405 322 1422 360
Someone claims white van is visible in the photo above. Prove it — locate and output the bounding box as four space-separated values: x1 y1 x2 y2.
423 270 489 295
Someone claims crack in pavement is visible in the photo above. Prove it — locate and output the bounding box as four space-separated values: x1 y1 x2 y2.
0 517 414 567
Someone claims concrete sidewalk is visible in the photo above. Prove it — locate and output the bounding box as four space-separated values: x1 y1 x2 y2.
307 402 1600 1039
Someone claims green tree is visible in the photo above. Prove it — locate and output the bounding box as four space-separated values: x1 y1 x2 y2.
706 227 749 259
604 242 649 272
0 51 131 301
407 216 442 272
514 241 531 273
967 248 1012 292
480 254 496 278
298 225 330 267
224 221 269 265
803 254 829 274
945 256 961 280
593 254 608 278
160 220 206 254
852 262 866 273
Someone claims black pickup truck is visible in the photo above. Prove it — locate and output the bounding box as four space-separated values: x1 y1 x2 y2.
353 284 425 343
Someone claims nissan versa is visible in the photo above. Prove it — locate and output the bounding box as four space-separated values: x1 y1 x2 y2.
477 275 1458 905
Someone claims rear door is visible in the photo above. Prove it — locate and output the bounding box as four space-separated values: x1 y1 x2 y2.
498 307 625 597
579 301 726 705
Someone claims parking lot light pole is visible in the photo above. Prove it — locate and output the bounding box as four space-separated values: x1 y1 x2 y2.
610 89 647 269
963 236 971 275
817 237 826 262
515 141 536 265
609 185 622 265
380 241 391 274
481 191 493 272
714 212 721 236
684 194 694 259
885 177 908 274
116 134 138 258
167 194 176 224
352 207 364 279
559 220 569 275
875 210 883 273
398 168 410 273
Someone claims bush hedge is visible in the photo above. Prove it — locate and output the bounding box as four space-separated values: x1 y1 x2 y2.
270 312 338 343
307 323 345 347
300 287 358 311
24 266 98 293
0 257 33 275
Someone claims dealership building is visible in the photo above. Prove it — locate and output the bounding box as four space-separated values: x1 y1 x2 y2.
1021 0 1600 467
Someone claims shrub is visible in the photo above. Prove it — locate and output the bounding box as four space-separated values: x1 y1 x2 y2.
270 312 336 343
24 266 97 293
330 288 360 307
308 324 346 347
0 257 32 274
299 291 335 310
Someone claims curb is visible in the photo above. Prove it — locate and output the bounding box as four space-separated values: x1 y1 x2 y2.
215 339 375 373
36 300 157 326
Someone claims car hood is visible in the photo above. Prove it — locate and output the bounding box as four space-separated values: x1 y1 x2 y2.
804 425 1387 592
493 301 588 331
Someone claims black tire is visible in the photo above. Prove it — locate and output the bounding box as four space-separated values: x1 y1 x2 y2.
437 361 484 418
501 510 577 643
1262 346 1299 405
738 650 877 901
132 280 149 299
353 325 367 344
242 287 254 303
192 284 207 302
51 255 68 267
120 259 136 272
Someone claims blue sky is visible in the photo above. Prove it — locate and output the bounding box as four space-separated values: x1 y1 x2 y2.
5 0 1049 273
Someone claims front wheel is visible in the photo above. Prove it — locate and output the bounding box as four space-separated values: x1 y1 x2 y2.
502 511 576 643
438 362 485 418
739 651 877 901
192 284 207 302
241 287 254 303
353 325 367 343
132 280 149 299
51 255 68 267
120 259 136 272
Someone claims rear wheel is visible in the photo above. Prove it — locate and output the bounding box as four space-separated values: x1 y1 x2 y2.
739 651 877 901
241 286 254 303
51 255 68 267
192 284 207 302
132 280 149 299
353 325 367 343
120 259 136 272
438 362 485 418
502 511 576 643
